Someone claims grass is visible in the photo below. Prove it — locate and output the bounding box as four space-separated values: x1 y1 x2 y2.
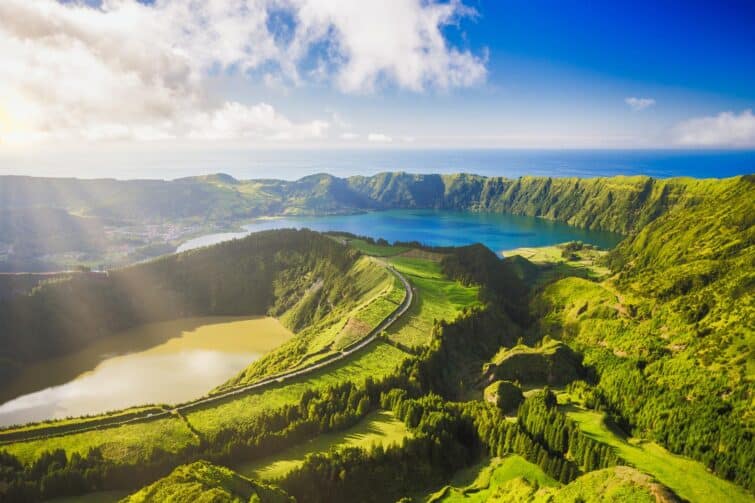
187 342 409 435
5 416 199 465
345 238 410 257
563 405 753 503
1 252 476 479
4 343 409 465
122 460 290 503
502 243 612 283
235 410 411 480
424 455 558 502
223 256 397 386
385 256 481 347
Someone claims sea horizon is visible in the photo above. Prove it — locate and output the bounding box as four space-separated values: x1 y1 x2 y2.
1 148 753 181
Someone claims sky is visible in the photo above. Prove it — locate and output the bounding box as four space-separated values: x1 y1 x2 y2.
1 0 754 167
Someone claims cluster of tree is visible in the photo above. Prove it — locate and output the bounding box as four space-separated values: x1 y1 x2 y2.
584 350 754 491
0 373 417 502
276 386 623 503
395 307 520 400
0 448 112 501
516 390 620 472
0 229 358 373
439 244 530 324
581 175 754 490
281 392 480 503
459 390 618 486
122 460 295 503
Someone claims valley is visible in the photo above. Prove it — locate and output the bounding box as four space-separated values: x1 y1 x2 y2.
0 174 751 503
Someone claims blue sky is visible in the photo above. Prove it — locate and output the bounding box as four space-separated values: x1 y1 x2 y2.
1 0 754 158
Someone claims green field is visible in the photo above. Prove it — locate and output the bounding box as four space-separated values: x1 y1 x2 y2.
4 343 410 464
424 455 558 502
187 342 409 436
344 238 410 257
502 243 611 283
222 255 400 387
122 460 291 503
385 256 481 347
235 410 411 480
564 405 753 503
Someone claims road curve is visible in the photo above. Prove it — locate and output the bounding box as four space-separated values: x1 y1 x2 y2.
0 264 413 445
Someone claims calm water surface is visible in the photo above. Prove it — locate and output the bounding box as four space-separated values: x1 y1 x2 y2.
0 316 292 427
178 210 624 254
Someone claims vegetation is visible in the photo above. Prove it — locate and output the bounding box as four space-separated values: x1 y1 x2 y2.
383 255 481 348
3 172 744 271
218 255 399 386
482 339 585 387
0 229 364 380
563 403 753 503
423 455 558 502
502 241 611 283
236 410 410 481
483 381 523 413
1 173 752 501
532 175 754 491
122 460 293 503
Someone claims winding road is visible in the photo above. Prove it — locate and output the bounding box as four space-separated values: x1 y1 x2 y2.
0 264 413 445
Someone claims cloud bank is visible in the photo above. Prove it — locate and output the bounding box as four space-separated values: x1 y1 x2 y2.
368 133 392 143
0 0 485 144
674 109 755 147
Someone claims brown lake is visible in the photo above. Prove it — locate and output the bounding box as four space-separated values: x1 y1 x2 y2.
0 316 293 427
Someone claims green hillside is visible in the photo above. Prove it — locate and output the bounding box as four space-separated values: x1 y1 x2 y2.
533 175 754 490
122 460 293 503
0 175 752 502
1 172 742 271
482 338 585 387
0 229 375 382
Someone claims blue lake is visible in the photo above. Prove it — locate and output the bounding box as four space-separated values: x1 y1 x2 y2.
178 210 624 255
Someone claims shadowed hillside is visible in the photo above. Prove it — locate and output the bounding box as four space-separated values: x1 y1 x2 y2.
0 229 373 380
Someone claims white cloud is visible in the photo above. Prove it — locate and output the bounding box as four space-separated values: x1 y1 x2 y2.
368 133 392 142
340 132 359 140
0 0 486 144
674 109 755 147
289 0 486 93
625 97 656 111
188 102 329 141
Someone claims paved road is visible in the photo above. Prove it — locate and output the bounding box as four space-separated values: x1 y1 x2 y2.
0 264 413 445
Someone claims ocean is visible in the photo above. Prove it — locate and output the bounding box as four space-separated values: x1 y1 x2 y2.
1 149 753 180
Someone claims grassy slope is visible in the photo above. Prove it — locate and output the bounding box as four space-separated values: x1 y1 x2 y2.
502 243 611 283
384 256 481 347
3 249 473 467
345 238 410 257
219 256 398 387
424 455 558 502
498 179 753 498
122 460 292 503
236 410 410 481
426 456 678 503
3 343 408 464
526 176 754 494
564 405 752 503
